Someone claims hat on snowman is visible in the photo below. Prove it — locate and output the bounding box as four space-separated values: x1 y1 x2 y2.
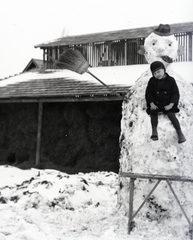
150 61 166 74
153 24 172 36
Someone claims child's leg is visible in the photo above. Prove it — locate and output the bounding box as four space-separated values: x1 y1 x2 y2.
150 114 158 140
167 112 186 143
167 112 180 129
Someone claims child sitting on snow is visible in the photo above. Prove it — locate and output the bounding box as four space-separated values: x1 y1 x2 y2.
145 61 186 144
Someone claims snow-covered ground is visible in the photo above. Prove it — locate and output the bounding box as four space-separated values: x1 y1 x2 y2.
0 166 126 240
1 165 192 240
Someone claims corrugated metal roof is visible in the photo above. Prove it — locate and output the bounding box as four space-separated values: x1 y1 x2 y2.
35 22 193 48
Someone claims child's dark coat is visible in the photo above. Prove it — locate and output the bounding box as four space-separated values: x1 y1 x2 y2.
145 73 180 114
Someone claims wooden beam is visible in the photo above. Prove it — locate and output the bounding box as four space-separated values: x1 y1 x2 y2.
35 102 43 166
120 172 193 183
0 95 127 103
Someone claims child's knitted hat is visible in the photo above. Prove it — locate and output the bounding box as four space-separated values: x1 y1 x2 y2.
150 61 166 74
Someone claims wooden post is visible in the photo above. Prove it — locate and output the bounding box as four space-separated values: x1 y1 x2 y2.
36 102 43 166
43 49 46 68
128 178 135 234
108 42 112 66
128 178 161 234
124 40 127 65
188 33 192 61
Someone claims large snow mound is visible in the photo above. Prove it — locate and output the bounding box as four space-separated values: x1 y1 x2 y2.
118 63 193 240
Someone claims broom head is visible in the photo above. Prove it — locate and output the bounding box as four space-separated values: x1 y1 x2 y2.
55 48 89 74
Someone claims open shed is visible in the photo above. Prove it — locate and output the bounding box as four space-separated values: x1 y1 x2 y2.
0 65 149 173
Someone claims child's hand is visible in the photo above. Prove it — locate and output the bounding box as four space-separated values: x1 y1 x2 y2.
164 103 174 110
150 102 158 110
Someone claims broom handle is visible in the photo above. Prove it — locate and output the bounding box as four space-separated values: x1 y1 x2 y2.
87 70 127 101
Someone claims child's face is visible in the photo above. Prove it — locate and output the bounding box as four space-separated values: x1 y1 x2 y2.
153 68 165 79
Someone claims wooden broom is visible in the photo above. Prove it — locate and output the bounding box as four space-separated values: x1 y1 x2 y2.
55 48 127 101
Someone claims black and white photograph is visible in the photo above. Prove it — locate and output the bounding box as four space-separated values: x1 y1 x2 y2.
0 0 193 239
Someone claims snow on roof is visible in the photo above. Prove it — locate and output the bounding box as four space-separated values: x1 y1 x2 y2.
0 64 147 86
0 62 192 100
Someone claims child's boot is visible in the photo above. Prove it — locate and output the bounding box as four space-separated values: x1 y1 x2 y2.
151 126 158 141
177 129 186 144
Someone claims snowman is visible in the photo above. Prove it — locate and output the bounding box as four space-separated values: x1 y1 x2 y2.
118 24 193 238
139 24 182 66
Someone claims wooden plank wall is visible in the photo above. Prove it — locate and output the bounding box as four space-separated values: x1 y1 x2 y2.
44 32 193 69
175 33 193 61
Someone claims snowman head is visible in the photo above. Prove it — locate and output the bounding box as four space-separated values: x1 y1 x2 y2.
138 24 183 68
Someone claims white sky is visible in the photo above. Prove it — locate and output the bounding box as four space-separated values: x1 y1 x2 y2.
0 0 193 79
